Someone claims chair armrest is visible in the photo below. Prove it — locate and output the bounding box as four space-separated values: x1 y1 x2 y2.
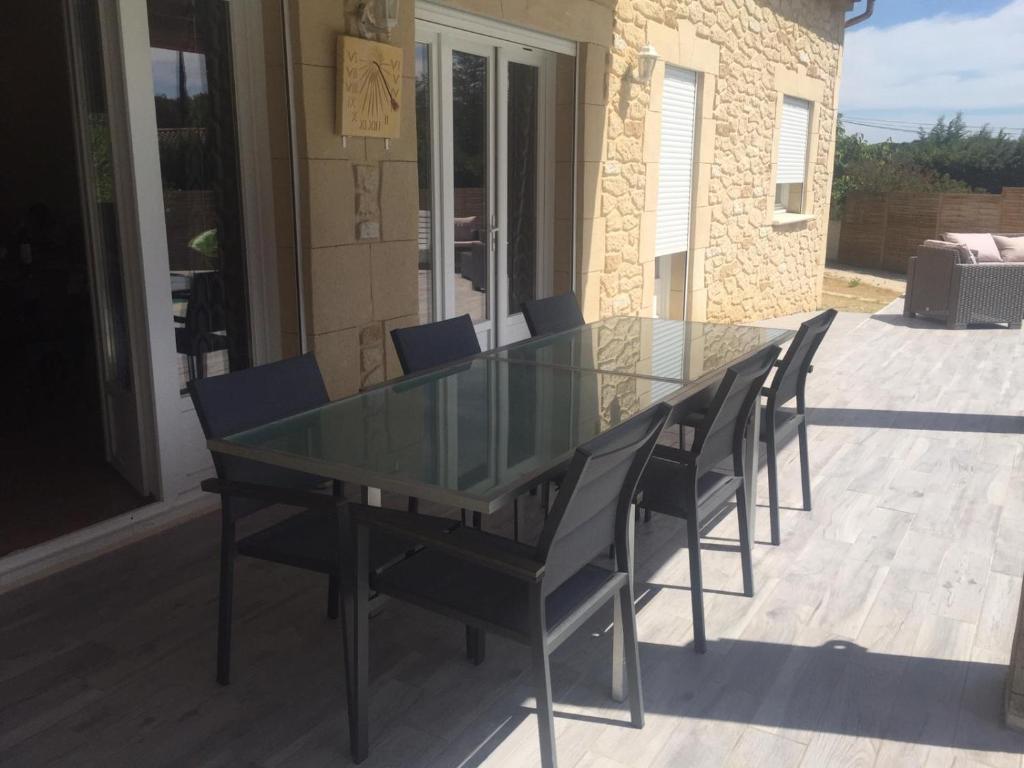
200 477 337 511
351 504 545 582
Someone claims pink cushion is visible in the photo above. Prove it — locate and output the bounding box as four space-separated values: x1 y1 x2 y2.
993 235 1024 263
942 232 1002 262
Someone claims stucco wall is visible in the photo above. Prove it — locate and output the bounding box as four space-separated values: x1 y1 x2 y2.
577 0 847 324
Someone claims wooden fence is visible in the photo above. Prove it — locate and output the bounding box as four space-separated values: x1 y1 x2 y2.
837 187 1024 273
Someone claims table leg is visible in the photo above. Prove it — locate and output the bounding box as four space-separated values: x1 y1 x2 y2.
611 502 636 702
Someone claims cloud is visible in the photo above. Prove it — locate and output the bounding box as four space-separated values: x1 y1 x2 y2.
839 1 1024 114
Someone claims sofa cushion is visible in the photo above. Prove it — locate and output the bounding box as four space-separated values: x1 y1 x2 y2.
923 239 975 264
942 232 1002 262
454 216 480 243
993 235 1024 263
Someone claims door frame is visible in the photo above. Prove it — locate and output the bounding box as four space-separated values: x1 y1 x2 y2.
64 0 157 496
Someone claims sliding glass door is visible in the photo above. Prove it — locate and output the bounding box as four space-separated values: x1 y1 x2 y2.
416 20 557 348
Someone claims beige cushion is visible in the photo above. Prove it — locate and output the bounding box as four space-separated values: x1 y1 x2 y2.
942 232 1002 262
923 239 975 264
994 235 1024 263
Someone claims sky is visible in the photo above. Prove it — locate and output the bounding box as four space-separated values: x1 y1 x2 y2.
838 0 1024 143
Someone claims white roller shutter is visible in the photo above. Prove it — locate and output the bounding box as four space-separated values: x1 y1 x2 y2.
655 66 697 258
777 96 811 185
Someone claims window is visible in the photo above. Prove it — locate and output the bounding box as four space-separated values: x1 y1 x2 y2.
775 95 811 216
654 66 697 318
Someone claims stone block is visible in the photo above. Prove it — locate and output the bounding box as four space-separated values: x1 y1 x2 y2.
305 158 356 247
308 244 372 333
380 162 419 241
370 240 418 321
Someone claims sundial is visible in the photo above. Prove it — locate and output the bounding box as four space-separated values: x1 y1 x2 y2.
336 35 403 139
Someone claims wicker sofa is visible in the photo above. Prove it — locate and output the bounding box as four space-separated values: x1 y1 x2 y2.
903 236 1024 329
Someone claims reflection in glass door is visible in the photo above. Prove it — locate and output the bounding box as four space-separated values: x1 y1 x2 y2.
498 48 554 344
147 0 250 393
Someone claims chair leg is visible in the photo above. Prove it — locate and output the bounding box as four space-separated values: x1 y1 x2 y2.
617 582 645 728
541 482 550 517
216 506 235 686
530 593 558 768
798 421 812 512
766 432 781 546
735 484 755 598
686 514 706 654
464 510 488 665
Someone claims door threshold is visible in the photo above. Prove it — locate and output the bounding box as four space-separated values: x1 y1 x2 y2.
0 492 218 596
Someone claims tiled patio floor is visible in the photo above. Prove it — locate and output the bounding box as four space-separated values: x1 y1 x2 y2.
2 301 1023 767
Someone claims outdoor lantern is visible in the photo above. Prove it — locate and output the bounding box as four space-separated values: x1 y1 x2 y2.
380 0 399 32
635 44 659 84
357 0 400 38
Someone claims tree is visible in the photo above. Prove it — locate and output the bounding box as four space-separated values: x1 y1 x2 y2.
830 113 989 218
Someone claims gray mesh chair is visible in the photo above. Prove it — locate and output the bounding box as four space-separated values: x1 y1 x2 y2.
636 345 780 653
390 313 481 375
761 309 836 545
522 291 585 337
348 403 672 767
189 354 450 685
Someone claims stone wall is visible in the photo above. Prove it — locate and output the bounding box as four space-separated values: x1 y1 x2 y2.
288 0 848 397
577 0 847 325
838 187 1024 273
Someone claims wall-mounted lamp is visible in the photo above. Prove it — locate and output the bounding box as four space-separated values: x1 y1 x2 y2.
634 44 660 84
357 0 399 40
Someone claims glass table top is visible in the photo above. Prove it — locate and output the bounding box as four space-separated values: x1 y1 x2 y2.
212 318 793 512
212 356 682 512
488 317 793 384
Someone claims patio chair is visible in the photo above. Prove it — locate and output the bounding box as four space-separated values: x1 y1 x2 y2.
348 403 672 767
390 313 481 376
761 308 836 546
189 354 451 685
522 291 585 337
635 345 780 653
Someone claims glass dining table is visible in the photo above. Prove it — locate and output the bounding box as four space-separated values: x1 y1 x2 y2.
208 316 793 704
211 317 792 514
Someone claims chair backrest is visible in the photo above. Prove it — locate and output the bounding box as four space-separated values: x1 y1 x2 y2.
522 292 585 337
390 314 482 375
767 309 836 408
188 353 329 513
185 272 227 335
691 345 781 476
535 403 671 595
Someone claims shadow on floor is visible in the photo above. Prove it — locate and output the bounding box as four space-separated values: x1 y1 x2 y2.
805 407 1024 434
870 312 1013 331
552 636 1024 756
